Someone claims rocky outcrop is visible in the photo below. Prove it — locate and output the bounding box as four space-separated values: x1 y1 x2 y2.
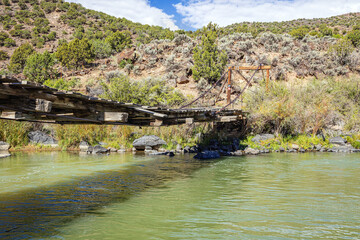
0 141 10 151
329 136 346 146
28 131 58 147
132 135 166 151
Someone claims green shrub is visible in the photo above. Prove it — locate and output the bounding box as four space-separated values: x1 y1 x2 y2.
40 0 56 13
44 78 77 90
289 26 309 39
91 39 112 59
0 50 9 60
23 51 56 83
8 43 35 73
329 39 354 65
0 120 31 147
55 38 94 69
347 29 360 47
105 30 132 52
101 74 185 106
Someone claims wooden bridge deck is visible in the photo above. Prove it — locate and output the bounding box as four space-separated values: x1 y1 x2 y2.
0 76 246 126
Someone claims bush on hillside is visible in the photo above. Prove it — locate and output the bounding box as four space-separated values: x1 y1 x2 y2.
101 74 185 107
55 38 94 69
105 30 132 52
0 50 9 60
91 39 112 59
347 29 360 47
329 39 354 65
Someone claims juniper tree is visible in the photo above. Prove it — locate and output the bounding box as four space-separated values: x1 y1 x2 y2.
8 43 35 73
192 23 227 83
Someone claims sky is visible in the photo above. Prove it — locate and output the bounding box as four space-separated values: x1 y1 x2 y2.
69 0 360 31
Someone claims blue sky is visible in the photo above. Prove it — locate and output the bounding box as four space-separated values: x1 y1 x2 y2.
70 0 360 30
149 0 193 30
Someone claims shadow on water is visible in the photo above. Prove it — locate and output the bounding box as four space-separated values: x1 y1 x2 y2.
0 153 221 239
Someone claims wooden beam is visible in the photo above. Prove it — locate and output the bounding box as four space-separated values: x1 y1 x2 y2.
186 118 194 125
233 66 272 70
150 119 163 127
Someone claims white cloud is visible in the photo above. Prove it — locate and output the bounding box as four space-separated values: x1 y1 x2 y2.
174 0 360 29
69 0 179 30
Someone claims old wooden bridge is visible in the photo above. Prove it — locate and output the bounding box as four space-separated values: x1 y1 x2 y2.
0 75 247 126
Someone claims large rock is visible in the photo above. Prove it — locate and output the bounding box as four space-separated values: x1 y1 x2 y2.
251 134 275 143
28 131 58 146
194 151 220 160
0 141 10 151
132 135 166 151
329 136 346 146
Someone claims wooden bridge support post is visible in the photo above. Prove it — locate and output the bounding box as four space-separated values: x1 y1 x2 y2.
227 67 232 105
266 69 270 91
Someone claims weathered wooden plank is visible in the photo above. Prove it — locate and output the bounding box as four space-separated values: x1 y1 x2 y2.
1 111 33 120
104 112 128 122
35 99 52 112
218 116 238 122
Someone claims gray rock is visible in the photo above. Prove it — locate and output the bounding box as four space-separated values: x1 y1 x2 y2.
144 146 153 152
329 136 346 146
92 145 109 154
291 144 300 150
233 150 244 156
0 152 11 158
28 131 57 145
108 147 118 152
0 141 10 151
279 147 285 152
315 144 322 151
184 146 190 153
176 144 182 152
133 135 166 151
79 141 91 152
299 148 306 153
244 147 260 155
194 151 220 159
251 134 275 143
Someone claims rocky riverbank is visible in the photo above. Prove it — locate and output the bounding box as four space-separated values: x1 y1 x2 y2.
1 129 360 160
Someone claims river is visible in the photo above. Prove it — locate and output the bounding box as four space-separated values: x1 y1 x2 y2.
0 152 359 239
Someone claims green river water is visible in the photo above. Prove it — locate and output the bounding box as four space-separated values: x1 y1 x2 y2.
0 152 359 239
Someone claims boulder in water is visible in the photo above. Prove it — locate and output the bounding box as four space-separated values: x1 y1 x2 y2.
132 135 166 151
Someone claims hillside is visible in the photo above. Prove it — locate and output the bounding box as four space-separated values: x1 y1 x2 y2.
1 1 360 107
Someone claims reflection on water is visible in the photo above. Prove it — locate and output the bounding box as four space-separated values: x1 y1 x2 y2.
0 152 212 239
1 152 360 239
